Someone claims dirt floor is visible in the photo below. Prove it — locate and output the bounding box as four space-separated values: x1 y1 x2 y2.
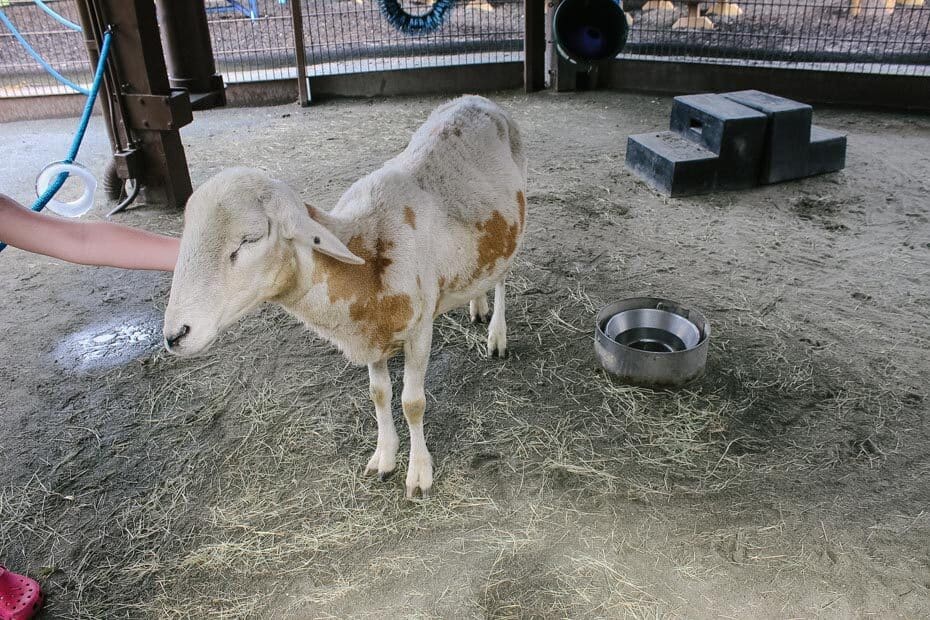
1 90 929 618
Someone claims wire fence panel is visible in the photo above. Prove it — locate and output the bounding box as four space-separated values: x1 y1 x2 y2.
1 0 926 106
207 0 297 82
0 0 89 97
298 0 524 77
620 0 930 76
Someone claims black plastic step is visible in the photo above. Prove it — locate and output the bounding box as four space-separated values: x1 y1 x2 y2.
670 94 768 189
808 125 847 176
626 131 719 197
722 89 814 183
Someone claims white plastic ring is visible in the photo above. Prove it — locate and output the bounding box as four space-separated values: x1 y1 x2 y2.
35 161 97 218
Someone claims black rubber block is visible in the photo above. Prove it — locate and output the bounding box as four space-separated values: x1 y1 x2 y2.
722 89 814 184
808 125 847 176
670 94 767 189
626 131 719 197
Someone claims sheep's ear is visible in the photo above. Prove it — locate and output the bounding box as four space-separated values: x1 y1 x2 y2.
270 184 364 265
293 215 365 265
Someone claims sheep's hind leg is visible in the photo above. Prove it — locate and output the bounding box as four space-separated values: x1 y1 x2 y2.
364 359 399 480
402 323 434 498
488 279 508 358
469 294 491 324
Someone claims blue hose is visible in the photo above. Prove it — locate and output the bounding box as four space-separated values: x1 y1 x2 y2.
32 0 82 32
0 8 89 94
378 0 457 34
0 30 113 253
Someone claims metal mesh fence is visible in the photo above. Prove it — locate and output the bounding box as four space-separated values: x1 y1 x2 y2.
207 0 297 82
620 0 930 76
0 0 88 97
0 0 927 104
297 0 523 77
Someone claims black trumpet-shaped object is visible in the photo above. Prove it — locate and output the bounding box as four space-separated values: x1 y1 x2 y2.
553 0 628 66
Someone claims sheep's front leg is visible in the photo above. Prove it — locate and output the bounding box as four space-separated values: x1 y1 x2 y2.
402 323 434 498
487 279 508 358
364 359 399 479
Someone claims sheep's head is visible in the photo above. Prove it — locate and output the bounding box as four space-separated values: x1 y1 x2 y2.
163 167 363 356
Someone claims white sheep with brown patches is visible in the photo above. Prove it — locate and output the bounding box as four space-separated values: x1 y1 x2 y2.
163 95 527 498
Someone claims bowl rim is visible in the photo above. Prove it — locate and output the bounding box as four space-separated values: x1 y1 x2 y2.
595 297 710 356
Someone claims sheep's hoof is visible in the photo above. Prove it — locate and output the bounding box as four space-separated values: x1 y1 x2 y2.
489 344 509 359
405 454 433 499
405 486 431 500
470 312 491 325
363 463 396 481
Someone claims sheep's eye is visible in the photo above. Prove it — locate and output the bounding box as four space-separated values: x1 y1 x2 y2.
230 236 261 263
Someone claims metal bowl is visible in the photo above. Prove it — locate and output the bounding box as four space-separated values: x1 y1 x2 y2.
595 297 709 386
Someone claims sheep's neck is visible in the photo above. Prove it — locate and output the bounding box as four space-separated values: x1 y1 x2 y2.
275 213 367 333
276 212 413 359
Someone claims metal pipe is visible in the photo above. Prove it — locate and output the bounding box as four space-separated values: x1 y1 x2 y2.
154 0 225 106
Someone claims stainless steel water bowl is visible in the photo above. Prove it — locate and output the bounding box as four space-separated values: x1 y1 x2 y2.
595 297 710 386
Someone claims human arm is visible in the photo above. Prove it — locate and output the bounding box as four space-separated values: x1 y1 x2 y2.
0 193 179 271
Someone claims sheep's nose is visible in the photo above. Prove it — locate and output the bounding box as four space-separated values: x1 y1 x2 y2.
165 324 190 350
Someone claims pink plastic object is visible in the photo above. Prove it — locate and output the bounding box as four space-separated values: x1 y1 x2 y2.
0 567 43 620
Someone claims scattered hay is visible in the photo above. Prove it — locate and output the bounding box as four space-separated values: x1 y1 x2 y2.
3 97 926 616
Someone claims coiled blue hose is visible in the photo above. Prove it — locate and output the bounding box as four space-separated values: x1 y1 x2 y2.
378 0 457 34
0 30 113 253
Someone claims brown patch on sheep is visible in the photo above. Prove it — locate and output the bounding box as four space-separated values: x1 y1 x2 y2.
433 125 463 140
472 211 519 281
404 206 417 229
312 236 413 351
403 398 426 425
370 385 389 409
517 191 526 230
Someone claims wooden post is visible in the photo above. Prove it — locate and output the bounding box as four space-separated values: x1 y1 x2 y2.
290 0 310 106
524 0 546 92
74 0 193 209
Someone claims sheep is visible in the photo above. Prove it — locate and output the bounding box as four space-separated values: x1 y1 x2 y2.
163 95 527 498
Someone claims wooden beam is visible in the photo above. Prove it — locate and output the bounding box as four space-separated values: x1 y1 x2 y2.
290 0 310 106
74 0 193 209
524 0 546 92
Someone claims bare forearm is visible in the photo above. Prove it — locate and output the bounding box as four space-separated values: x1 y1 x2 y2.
0 194 180 271
72 220 180 271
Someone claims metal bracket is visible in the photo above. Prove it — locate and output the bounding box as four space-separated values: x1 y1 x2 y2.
124 90 193 131
112 146 145 179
